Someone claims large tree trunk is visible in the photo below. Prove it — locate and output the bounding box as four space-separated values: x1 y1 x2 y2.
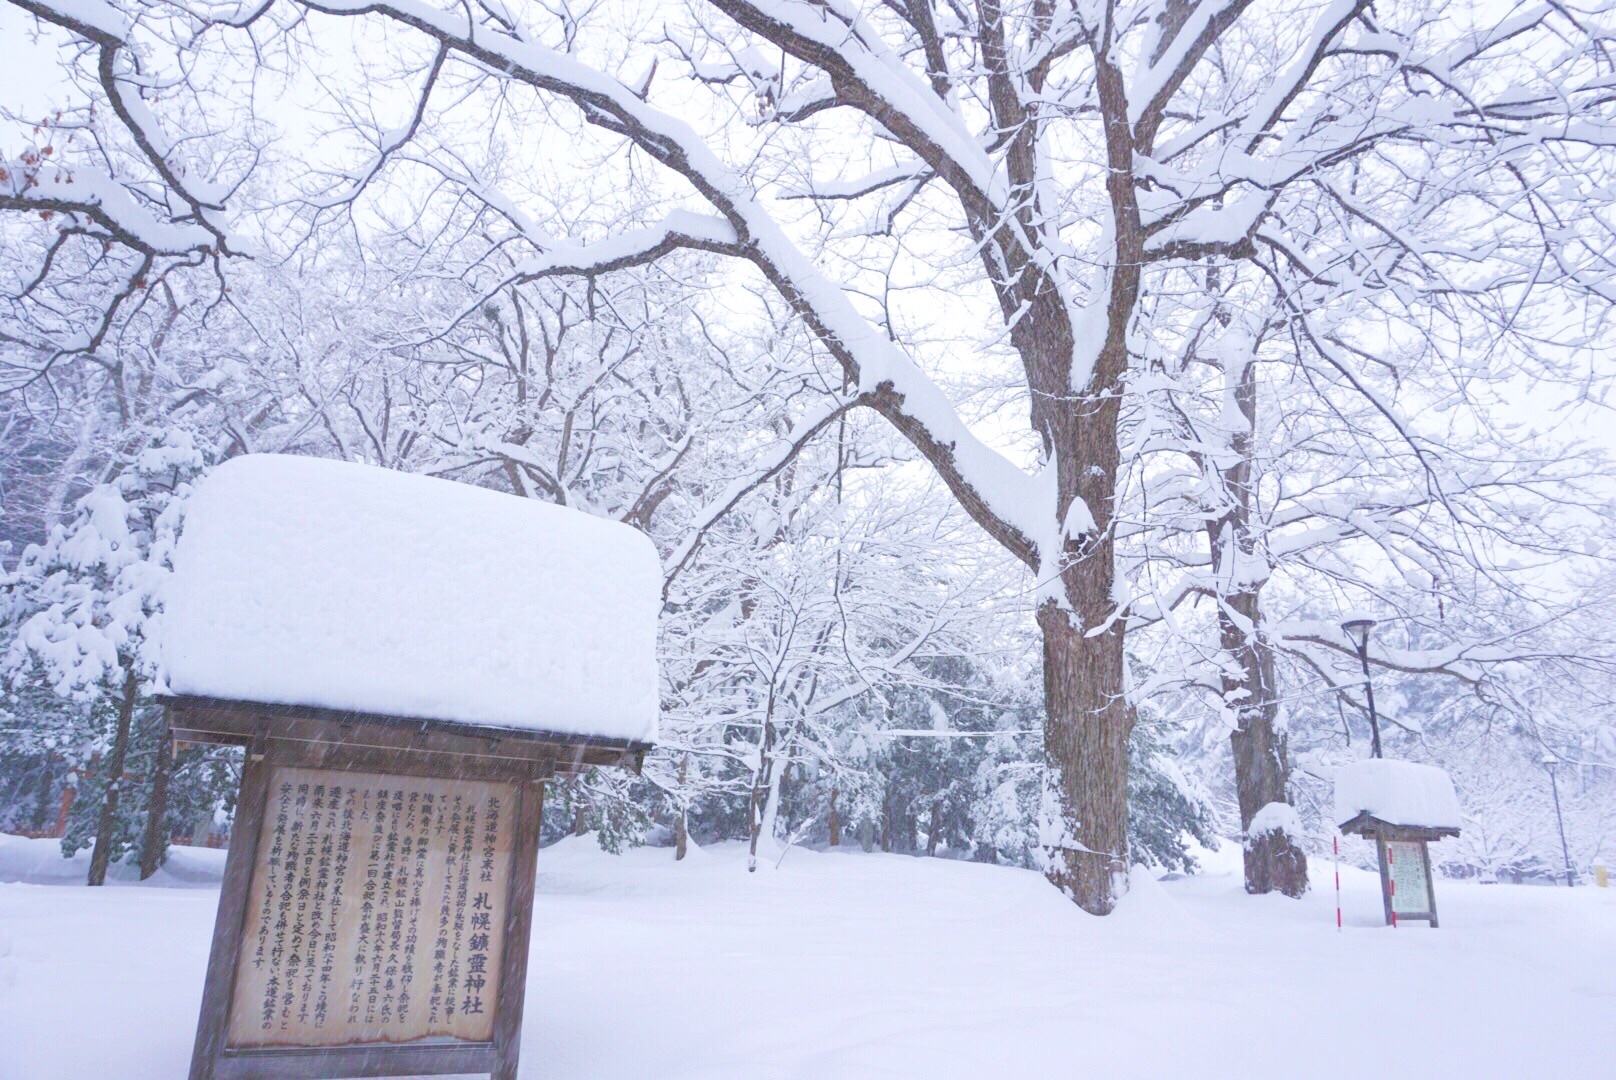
1028 46 1142 916
1209 354 1307 897
1222 593 1308 897
88 666 138 887
1031 362 1135 915
827 787 840 847
1032 266 1135 913
138 711 174 880
1039 607 1132 914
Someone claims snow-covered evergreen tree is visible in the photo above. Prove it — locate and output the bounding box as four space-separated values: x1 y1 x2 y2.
1 432 207 882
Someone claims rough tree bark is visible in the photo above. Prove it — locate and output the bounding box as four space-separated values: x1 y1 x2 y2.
1039 610 1131 907
87 665 138 887
1220 593 1307 896
138 710 174 880
1207 355 1307 897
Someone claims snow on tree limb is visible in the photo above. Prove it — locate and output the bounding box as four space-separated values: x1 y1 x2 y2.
288 0 1045 566
6 0 129 43
662 388 866 598
2 0 249 366
0 163 217 256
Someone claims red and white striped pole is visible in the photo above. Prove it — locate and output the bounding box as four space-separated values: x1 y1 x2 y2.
1334 835 1342 931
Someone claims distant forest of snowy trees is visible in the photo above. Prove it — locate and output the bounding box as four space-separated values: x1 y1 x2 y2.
2 0 1614 905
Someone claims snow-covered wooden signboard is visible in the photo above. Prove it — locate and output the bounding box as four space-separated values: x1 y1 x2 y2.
158 455 660 1080
1335 759 1460 928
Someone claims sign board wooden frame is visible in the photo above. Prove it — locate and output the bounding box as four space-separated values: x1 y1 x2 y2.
1339 811 1456 929
166 696 649 1080
1376 836 1439 927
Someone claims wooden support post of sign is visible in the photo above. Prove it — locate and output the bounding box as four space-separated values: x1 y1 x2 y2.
492 779 543 1080
190 727 271 1080
1374 835 1394 929
170 697 647 1080
1423 840 1439 929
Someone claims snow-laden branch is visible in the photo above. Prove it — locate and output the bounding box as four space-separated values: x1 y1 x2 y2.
509 211 744 278
1129 0 1256 142
295 0 1044 568
662 390 865 599
705 0 1006 217
1276 621 1555 686
2 0 252 366
4 162 193 251
2 10 223 254
6 0 129 44
781 161 933 202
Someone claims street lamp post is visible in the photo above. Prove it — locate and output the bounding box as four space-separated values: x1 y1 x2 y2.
1542 756 1576 887
1341 618 1382 759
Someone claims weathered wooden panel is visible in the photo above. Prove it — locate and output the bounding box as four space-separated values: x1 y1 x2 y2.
212 1043 495 1080
225 767 517 1050
163 696 648 774
1386 839 1431 916
181 698 592 1078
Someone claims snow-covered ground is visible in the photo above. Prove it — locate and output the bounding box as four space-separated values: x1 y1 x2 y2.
1 833 1610 1079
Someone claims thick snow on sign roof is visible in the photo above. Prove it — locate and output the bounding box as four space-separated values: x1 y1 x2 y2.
1334 759 1462 831
161 455 660 744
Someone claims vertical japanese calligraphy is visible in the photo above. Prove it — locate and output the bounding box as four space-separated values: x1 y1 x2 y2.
226 767 516 1048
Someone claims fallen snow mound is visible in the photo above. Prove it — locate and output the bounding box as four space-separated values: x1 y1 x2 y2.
1246 801 1303 846
1334 758 1462 830
0 833 225 887
161 455 660 742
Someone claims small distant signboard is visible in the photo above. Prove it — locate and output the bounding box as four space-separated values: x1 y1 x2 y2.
1386 840 1432 917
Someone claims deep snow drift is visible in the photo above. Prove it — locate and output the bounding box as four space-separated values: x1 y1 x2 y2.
0 833 1610 1079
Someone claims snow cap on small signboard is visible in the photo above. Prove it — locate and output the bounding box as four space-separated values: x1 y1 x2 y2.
1334 759 1461 831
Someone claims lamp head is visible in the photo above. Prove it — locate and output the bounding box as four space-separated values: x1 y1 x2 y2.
1341 617 1376 652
